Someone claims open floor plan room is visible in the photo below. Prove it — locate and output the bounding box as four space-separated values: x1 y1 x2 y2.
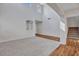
0 3 79 56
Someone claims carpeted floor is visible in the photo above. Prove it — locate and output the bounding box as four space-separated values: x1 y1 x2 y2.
0 37 60 56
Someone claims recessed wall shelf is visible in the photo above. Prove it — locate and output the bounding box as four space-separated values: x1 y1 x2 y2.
26 20 33 30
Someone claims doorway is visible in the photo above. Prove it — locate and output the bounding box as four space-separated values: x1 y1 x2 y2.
35 20 43 34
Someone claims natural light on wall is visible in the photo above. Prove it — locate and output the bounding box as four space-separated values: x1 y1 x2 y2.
60 21 65 32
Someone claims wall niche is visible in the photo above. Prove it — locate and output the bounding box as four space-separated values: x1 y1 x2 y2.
26 20 33 30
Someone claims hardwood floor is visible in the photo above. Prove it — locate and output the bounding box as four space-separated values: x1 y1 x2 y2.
50 44 75 56
50 38 79 56
50 27 79 56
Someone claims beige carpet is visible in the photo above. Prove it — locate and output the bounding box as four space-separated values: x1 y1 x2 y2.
0 37 60 56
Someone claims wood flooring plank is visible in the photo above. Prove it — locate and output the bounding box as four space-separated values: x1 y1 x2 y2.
50 27 79 56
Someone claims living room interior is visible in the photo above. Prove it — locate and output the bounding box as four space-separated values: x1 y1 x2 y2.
0 3 79 56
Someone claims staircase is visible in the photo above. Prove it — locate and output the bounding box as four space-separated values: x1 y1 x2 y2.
68 27 79 38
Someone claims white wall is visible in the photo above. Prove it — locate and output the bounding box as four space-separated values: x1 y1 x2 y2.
0 3 68 44
47 3 64 17
41 4 60 37
34 4 68 45
0 3 41 42
60 17 68 44
47 4 68 44
67 17 79 27
36 22 43 33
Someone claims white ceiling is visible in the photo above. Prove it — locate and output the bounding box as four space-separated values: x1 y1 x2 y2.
48 3 79 18
56 3 79 18
59 3 79 12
